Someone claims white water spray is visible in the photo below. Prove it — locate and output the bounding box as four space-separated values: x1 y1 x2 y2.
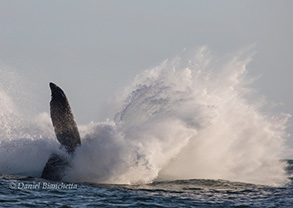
0 47 290 186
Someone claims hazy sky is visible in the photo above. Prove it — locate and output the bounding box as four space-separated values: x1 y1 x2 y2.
0 1 293 147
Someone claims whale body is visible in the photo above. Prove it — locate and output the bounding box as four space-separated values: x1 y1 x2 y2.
41 82 81 181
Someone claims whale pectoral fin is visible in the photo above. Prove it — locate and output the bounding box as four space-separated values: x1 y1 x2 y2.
41 82 81 181
49 82 81 154
41 153 70 181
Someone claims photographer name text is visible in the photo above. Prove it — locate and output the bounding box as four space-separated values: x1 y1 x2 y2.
9 181 78 190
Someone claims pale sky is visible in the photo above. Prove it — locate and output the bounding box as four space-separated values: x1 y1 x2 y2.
0 1 293 147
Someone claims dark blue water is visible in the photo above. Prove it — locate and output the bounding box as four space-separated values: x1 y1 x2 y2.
1 160 292 208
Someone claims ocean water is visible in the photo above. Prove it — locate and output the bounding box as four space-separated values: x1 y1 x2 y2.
1 162 293 207
0 47 292 207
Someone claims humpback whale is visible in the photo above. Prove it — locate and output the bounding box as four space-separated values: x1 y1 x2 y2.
41 82 81 181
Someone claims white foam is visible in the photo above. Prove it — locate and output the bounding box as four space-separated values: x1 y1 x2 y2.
0 47 290 186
